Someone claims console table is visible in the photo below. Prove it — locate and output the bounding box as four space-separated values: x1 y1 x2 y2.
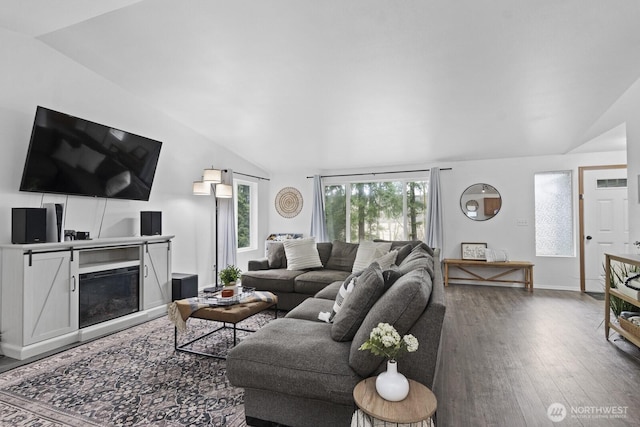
443 259 534 291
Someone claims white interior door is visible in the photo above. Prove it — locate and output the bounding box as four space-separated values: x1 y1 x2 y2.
583 168 628 292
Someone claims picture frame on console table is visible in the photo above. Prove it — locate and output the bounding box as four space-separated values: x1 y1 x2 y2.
461 242 487 260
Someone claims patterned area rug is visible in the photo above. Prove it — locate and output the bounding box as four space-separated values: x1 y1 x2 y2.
0 311 275 426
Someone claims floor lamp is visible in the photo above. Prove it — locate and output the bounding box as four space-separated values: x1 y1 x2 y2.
193 168 233 292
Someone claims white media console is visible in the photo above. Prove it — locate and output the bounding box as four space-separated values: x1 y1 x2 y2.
0 235 174 360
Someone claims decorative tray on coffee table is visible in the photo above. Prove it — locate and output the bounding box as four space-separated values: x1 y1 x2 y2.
200 287 256 306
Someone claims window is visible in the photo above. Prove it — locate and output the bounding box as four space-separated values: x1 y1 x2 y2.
534 171 574 256
324 179 428 242
596 178 627 188
235 180 257 251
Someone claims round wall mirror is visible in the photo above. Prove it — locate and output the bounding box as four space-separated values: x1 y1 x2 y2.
460 183 502 221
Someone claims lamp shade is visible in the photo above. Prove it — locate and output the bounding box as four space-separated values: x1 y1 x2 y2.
193 181 211 195
203 168 222 184
215 183 233 198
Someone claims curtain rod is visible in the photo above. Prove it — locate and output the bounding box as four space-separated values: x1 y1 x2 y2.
234 171 270 181
306 167 452 179
219 169 270 181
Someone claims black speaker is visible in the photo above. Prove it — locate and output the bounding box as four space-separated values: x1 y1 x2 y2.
12 208 47 244
172 273 198 301
141 211 162 236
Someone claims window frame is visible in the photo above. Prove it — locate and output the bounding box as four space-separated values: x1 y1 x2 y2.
534 170 575 257
234 178 258 252
323 175 429 243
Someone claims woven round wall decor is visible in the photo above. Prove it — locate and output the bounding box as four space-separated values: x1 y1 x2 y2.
275 187 303 218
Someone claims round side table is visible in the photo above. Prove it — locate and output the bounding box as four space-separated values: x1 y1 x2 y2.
353 377 437 426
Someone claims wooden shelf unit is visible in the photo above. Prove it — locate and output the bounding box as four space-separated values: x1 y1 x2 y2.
604 253 640 348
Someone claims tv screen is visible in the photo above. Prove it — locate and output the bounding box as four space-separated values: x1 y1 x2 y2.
20 106 162 201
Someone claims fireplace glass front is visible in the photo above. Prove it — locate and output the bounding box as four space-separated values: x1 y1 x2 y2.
79 266 140 328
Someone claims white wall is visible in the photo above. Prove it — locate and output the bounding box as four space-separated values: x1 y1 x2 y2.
628 121 640 245
440 152 625 290
268 172 315 238
3 25 635 292
266 151 627 291
0 29 269 288
579 76 640 244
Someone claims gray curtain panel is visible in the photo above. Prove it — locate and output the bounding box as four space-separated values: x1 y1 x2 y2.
310 174 329 242
426 167 443 259
219 169 238 269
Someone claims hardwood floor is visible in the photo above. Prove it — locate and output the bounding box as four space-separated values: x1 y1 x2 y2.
1 285 637 426
434 284 640 427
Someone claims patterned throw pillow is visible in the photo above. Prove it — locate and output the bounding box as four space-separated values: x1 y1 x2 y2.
283 238 323 270
329 271 363 322
326 250 399 322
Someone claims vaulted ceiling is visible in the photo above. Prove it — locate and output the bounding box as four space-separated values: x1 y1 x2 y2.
3 0 638 172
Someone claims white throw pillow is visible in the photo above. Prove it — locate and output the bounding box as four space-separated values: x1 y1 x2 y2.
352 241 392 273
373 250 398 271
284 237 323 270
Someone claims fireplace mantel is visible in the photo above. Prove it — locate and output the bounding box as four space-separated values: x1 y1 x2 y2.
0 235 174 360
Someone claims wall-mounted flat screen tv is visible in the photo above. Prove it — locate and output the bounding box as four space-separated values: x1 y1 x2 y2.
20 106 162 201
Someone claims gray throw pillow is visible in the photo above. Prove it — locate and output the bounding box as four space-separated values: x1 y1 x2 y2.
331 262 384 342
325 241 359 272
394 244 413 265
267 242 287 269
316 242 333 267
382 265 403 288
349 267 432 377
373 239 422 250
398 243 435 278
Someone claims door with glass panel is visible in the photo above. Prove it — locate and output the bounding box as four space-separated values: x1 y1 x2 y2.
582 167 628 293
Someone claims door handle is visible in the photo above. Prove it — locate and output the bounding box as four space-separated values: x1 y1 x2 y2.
586 235 593 240
71 275 76 292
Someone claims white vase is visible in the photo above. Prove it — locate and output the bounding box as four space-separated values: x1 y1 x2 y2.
375 360 410 401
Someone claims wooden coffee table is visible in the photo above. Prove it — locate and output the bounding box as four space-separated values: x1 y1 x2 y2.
174 294 277 359
353 377 437 425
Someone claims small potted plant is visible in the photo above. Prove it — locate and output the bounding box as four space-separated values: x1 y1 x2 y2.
219 265 242 296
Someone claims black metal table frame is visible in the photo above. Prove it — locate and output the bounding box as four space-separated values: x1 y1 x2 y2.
174 304 277 359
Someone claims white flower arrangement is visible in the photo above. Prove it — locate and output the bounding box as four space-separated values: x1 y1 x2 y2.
358 322 419 360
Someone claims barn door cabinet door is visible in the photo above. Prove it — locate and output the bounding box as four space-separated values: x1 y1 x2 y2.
23 250 79 346
142 241 172 310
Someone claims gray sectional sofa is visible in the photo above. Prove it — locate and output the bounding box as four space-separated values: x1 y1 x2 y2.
241 239 422 311
227 240 446 427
